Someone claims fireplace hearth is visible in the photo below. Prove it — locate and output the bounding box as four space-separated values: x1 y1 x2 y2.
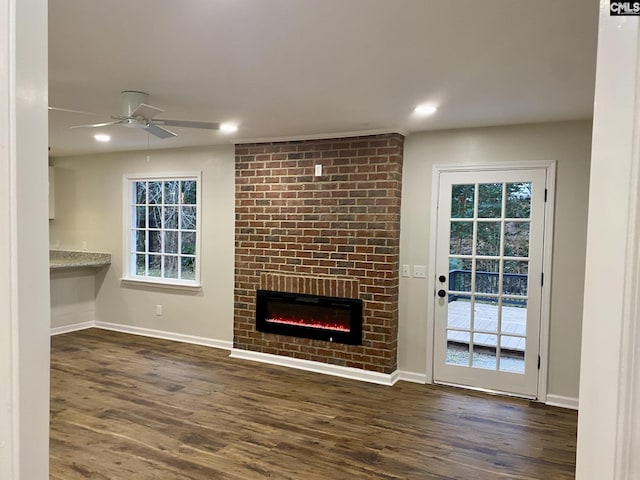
256 290 363 345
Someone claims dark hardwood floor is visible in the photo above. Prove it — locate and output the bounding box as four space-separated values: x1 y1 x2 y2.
50 329 577 479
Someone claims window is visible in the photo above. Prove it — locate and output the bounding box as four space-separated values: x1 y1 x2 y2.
123 173 201 287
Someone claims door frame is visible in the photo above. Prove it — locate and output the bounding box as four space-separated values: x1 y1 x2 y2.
425 161 556 401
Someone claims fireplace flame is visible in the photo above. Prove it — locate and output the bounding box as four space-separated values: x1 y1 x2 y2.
266 315 350 332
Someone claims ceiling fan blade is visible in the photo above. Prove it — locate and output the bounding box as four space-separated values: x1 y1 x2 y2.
70 120 123 129
145 123 177 139
131 103 164 120
154 119 220 130
49 106 108 117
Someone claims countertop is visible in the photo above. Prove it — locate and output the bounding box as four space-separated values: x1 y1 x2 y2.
49 250 111 270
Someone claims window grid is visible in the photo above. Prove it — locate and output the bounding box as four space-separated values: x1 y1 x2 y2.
129 178 198 283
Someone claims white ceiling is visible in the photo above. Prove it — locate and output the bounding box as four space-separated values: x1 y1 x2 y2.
48 0 599 157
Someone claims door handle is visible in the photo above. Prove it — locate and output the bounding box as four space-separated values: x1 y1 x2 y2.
438 275 446 283
437 289 447 298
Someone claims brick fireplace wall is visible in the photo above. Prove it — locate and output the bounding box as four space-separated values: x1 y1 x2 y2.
234 133 403 374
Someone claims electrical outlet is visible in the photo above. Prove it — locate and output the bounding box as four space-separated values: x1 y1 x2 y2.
401 265 410 277
413 265 426 278
314 164 322 176
155 305 162 316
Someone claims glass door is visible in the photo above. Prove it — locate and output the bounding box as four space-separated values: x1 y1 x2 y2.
433 168 547 398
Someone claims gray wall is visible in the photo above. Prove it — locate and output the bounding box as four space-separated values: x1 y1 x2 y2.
399 120 592 400
50 145 235 342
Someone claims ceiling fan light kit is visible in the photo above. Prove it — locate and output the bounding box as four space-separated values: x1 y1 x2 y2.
56 90 228 140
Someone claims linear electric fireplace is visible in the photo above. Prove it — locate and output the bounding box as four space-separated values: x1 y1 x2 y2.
255 289 363 345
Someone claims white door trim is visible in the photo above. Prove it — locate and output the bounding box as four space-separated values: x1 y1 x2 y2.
576 6 640 477
614 30 640 479
0 0 17 471
0 0 50 477
425 161 556 401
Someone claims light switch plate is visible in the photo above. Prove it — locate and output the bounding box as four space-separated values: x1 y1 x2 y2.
314 164 322 176
401 265 410 277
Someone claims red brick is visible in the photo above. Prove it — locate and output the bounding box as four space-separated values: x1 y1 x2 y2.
234 134 402 372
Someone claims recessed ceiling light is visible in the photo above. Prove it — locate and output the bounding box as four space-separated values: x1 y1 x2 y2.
220 122 238 134
94 133 111 142
414 104 438 116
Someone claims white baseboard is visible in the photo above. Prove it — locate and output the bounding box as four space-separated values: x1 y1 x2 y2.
93 321 233 351
50 321 95 336
230 348 400 386
546 394 579 410
396 370 427 384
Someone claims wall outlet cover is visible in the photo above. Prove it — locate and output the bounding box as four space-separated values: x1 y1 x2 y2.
413 265 426 278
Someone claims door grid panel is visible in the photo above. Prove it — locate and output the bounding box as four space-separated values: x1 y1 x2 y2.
434 169 547 398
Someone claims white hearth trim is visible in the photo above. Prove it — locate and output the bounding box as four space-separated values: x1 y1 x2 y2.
230 348 400 386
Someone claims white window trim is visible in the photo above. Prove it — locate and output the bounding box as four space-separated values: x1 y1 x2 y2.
122 171 202 289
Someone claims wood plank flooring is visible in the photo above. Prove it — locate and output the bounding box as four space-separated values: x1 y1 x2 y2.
50 329 577 479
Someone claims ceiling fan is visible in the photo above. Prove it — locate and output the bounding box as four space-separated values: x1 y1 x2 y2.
50 91 221 139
